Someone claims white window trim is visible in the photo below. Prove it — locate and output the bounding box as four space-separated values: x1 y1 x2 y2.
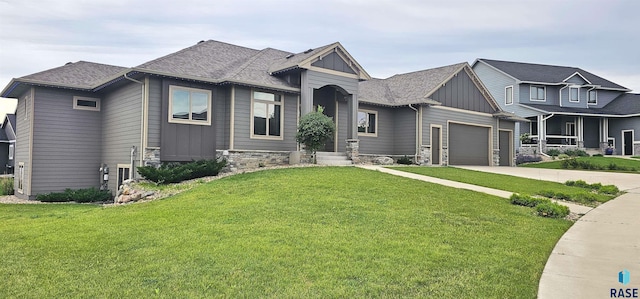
168 85 212 126
17 162 24 194
73 96 101 111
588 90 598 105
569 86 580 103
116 164 131 189
505 85 513 105
250 89 284 140
357 109 378 137
8 143 14 160
530 86 546 102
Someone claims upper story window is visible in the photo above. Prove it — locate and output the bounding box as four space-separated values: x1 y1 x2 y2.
169 85 212 126
251 90 283 139
505 86 513 105
569 87 580 103
530 86 545 101
358 109 377 136
73 96 101 111
588 90 597 105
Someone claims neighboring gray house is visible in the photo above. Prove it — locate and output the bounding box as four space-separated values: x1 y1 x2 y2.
0 114 16 174
1 40 518 199
472 59 640 156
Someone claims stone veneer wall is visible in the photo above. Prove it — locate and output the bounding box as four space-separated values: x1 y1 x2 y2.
357 154 418 165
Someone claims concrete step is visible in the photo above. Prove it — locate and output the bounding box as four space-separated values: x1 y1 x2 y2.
318 159 353 166
315 151 353 165
315 151 349 157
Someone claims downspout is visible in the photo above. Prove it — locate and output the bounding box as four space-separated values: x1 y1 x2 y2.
558 83 570 107
124 74 144 178
408 104 419 163
540 113 555 154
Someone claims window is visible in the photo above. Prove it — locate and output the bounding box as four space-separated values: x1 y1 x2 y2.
73 96 101 111
117 164 131 189
357 109 377 136
17 162 24 194
588 90 597 105
569 87 580 102
251 90 283 139
505 86 513 105
8 144 13 160
168 85 212 125
530 86 545 101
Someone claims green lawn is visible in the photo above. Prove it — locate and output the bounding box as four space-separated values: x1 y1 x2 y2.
389 166 615 205
520 156 640 173
0 167 571 298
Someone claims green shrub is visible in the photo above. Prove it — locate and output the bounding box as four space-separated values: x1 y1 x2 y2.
510 194 550 207
599 185 620 195
593 154 603 157
37 188 112 203
573 192 599 204
295 106 336 158
137 158 227 184
564 149 589 157
557 154 570 160
396 156 413 165
546 148 561 156
0 177 14 196
536 202 570 218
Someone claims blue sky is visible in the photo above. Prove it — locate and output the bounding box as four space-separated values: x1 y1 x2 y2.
0 0 639 104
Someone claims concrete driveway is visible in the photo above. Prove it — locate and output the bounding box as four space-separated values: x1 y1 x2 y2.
458 166 640 299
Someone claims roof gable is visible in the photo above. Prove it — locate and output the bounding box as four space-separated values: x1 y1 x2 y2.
478 59 629 90
268 42 370 80
563 72 590 85
429 66 498 114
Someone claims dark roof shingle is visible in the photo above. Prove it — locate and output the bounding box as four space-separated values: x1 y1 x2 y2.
479 59 629 90
19 61 127 89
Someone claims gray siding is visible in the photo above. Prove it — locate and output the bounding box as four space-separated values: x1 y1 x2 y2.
429 70 495 114
520 84 559 106
102 82 143 193
31 87 102 194
358 104 394 155
591 90 624 108
0 143 8 174
393 107 417 155
311 52 356 75
583 117 600 148
336 99 348 151
472 62 519 111
14 91 31 197
147 77 162 148
422 107 498 151
160 79 217 161
609 116 640 155
565 74 587 85
305 70 359 93
232 86 298 151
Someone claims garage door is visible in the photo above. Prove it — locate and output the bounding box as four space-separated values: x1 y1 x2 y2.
449 123 490 165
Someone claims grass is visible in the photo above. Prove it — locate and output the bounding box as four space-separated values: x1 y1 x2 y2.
389 166 615 205
520 156 640 173
0 167 571 298
631 156 640 160
0 177 13 196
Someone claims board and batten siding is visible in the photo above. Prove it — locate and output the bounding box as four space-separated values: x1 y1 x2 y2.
422 106 498 150
311 52 357 75
232 86 297 151
31 87 102 195
160 79 217 161
13 90 32 198
147 77 162 148
429 70 494 114
102 82 142 193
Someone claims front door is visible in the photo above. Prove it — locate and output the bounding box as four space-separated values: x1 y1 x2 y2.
431 126 441 165
622 130 634 155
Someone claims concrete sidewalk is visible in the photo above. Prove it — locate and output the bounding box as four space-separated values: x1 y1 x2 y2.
357 165 593 214
358 165 640 298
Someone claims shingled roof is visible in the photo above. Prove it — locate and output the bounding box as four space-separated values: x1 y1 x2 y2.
16 61 127 90
358 63 467 106
477 59 629 90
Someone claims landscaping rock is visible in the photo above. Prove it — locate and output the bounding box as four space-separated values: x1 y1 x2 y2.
374 156 394 165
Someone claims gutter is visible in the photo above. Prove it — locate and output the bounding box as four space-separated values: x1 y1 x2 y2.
123 73 145 179
408 104 419 164
558 83 570 107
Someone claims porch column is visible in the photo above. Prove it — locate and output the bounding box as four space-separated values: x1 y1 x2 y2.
300 72 313 116
577 116 584 149
599 118 609 153
538 115 545 154
346 93 360 162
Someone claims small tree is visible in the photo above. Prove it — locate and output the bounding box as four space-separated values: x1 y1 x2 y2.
296 106 336 163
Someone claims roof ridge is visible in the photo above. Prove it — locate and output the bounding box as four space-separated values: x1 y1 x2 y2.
137 39 260 68
480 58 579 70
224 48 280 79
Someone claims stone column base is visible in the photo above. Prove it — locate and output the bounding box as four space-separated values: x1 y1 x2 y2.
346 139 360 163
420 145 431 165
493 149 500 166
143 148 161 168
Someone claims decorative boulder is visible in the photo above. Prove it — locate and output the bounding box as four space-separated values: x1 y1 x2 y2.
374 156 394 165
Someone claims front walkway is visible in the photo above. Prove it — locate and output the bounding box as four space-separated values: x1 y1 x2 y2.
359 165 640 299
